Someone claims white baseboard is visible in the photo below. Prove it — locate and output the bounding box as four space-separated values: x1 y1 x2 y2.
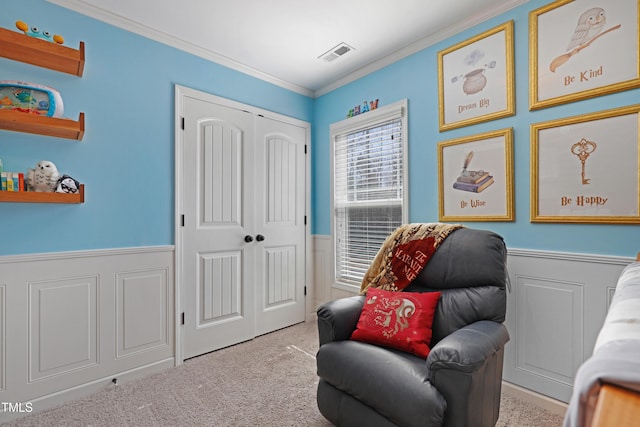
3 358 175 423
502 381 568 417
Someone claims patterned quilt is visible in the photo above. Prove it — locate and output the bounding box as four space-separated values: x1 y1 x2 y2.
360 222 463 294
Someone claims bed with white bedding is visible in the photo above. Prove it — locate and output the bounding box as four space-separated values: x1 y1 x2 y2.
564 260 640 427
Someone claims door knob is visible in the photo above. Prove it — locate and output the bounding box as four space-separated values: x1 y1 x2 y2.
244 235 254 243
256 234 265 242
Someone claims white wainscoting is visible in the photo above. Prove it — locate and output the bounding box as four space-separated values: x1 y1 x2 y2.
312 235 356 310
310 235 634 404
0 246 175 422
504 249 631 403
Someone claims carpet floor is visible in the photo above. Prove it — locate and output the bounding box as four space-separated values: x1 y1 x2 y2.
6 320 566 426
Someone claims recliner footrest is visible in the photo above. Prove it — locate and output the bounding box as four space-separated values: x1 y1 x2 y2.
317 340 446 427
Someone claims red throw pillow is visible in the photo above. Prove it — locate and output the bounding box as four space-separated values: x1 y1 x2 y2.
351 288 441 358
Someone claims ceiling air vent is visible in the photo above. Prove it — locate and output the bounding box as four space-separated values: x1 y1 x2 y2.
319 42 354 62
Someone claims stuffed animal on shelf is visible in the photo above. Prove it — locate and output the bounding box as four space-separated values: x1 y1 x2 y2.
15 20 64 45
26 160 60 192
55 174 80 194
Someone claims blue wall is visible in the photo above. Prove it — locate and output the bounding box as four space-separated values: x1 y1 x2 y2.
312 0 640 257
3 0 639 258
1 0 313 255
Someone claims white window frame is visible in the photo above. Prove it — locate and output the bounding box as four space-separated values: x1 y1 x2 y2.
330 99 409 293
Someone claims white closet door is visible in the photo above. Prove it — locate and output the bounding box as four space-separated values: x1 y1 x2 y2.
182 95 255 359
179 88 308 359
253 115 307 335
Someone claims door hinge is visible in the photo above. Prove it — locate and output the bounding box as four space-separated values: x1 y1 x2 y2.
181 117 185 130
304 215 307 225
181 312 185 325
304 286 307 296
181 215 185 227
304 144 307 154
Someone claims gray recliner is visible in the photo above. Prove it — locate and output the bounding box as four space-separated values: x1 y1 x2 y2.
316 227 509 427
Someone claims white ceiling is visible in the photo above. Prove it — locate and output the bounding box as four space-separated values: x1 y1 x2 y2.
48 0 527 97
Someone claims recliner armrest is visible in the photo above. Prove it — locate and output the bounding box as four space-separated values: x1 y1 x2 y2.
317 296 365 346
426 320 509 426
427 320 509 376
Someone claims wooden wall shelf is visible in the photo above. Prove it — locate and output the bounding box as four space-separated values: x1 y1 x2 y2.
0 110 85 140
0 26 87 205
0 27 85 76
0 184 84 204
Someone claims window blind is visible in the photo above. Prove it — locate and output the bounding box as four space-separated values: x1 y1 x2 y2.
333 115 405 287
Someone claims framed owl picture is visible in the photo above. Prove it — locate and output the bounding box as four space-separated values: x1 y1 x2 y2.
530 0 640 110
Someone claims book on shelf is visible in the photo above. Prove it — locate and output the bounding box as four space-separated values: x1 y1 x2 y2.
453 175 494 193
1 172 25 191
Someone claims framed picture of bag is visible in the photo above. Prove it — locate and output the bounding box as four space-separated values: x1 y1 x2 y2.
437 21 515 132
531 105 640 223
530 0 640 110
438 128 514 221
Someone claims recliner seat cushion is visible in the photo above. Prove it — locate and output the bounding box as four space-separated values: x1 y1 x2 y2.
316 340 446 427
407 285 506 346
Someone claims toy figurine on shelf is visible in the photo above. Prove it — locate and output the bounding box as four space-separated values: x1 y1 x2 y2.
26 160 60 192
15 20 64 45
55 174 80 194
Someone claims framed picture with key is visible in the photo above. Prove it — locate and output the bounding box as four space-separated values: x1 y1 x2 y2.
531 105 640 223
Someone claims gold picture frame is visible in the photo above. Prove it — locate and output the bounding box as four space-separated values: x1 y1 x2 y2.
530 0 640 110
531 105 640 223
437 21 515 132
438 128 514 222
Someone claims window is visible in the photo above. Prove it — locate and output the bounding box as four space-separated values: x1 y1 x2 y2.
331 100 408 290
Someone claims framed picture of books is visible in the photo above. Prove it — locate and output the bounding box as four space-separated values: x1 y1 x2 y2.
530 0 640 110
437 21 515 131
531 105 640 223
438 128 514 221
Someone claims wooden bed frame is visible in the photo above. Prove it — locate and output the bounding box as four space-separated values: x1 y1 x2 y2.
592 384 640 427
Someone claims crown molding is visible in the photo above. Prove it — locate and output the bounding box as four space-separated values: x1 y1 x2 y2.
46 0 315 97
313 0 528 97
48 0 527 99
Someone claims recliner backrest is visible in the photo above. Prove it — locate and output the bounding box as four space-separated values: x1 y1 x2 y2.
404 228 507 344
